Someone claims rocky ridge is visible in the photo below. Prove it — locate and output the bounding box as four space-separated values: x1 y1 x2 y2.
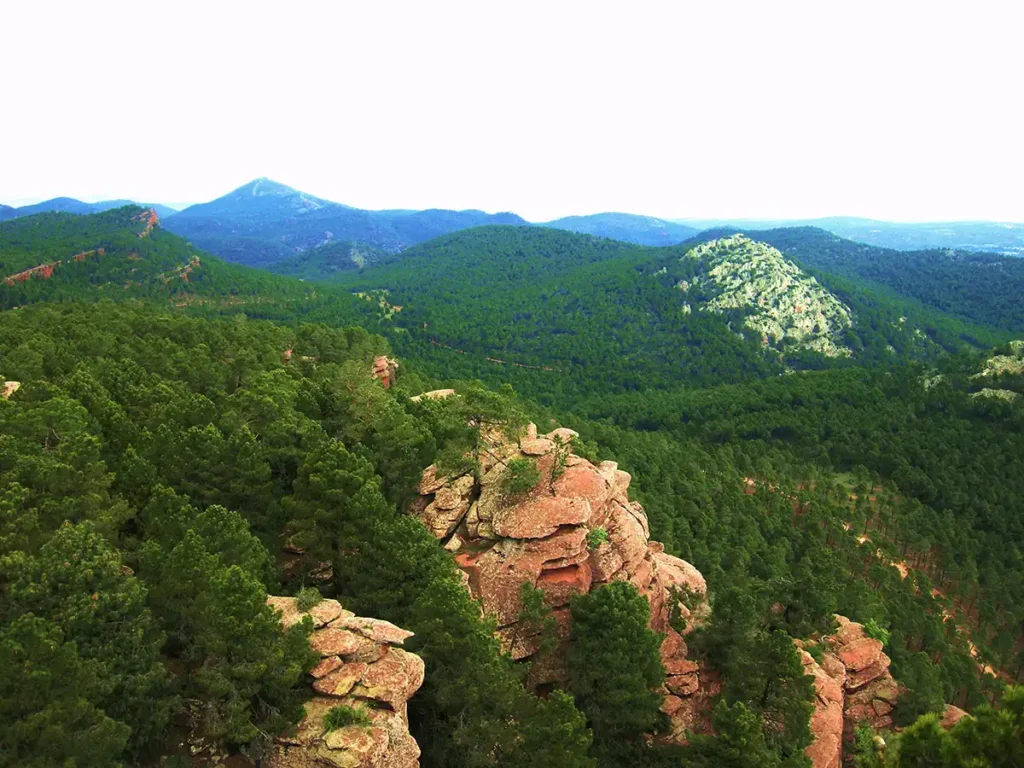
680 235 854 357
408 422 715 740
801 616 903 768
267 596 424 768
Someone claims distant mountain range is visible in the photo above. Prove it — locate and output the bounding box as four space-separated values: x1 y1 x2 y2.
541 213 698 245
0 197 179 222
161 178 530 267
5 180 1023 267
676 216 1024 256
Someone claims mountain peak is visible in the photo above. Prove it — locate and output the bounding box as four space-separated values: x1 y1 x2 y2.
239 177 299 197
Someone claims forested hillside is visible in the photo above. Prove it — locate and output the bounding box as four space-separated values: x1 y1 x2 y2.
335 226 1003 406
2 210 1023 767
0 206 368 317
267 239 391 279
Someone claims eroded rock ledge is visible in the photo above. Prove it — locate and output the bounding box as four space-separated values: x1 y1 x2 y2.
267 596 424 768
801 615 903 768
409 422 715 739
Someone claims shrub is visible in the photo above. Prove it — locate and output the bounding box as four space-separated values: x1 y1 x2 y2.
502 457 540 496
586 527 609 551
323 704 372 731
296 586 323 612
864 618 890 646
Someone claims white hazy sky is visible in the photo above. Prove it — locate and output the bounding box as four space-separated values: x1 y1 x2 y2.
1 1 1021 221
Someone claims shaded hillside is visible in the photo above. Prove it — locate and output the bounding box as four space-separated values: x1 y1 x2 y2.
336 227 996 405
688 226 1024 333
164 177 530 266
0 206 344 312
267 239 391 279
542 212 698 245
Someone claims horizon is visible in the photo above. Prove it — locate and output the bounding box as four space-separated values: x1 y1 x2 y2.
2 2 1022 222
4 176 1023 227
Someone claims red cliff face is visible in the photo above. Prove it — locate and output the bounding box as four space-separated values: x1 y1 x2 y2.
802 616 903 768
410 420 714 739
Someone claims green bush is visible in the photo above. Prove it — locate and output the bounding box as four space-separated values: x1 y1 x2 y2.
586 528 609 551
323 705 373 731
296 586 324 612
864 618 890 646
502 457 541 496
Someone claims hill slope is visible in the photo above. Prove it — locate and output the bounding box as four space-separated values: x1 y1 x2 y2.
164 177 530 267
335 227 998 404
542 212 698 245
689 226 1024 333
0 206 334 311
267 239 391 279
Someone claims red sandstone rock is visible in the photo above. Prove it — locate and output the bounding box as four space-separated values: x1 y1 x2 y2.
313 662 368 696
491 494 591 539
837 637 884 672
588 542 624 583
310 656 344 679
352 648 426 710
538 562 593 607
520 437 554 455
310 627 378 658
268 596 351 630
267 598 424 767
941 704 969 729
844 653 891 691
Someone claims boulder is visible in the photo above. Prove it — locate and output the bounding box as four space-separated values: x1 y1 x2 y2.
351 648 426 711
837 638 883 673
492 494 592 539
520 437 554 456
410 388 455 402
268 596 350 630
941 704 969 730
588 542 624 583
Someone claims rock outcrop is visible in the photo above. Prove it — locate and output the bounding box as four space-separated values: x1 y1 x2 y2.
267 596 424 768
409 389 455 403
1 380 20 400
371 356 399 389
681 235 854 357
803 616 902 768
410 423 712 740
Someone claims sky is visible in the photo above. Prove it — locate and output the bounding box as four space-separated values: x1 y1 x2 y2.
1 1 1022 222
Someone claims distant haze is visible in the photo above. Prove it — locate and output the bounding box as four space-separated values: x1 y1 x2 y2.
1 1 1021 222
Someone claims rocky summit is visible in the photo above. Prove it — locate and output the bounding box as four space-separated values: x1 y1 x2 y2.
680 235 854 357
409 421 715 740
267 596 424 768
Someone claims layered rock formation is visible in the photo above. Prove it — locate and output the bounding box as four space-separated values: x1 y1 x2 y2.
371 356 399 389
409 423 714 738
267 596 424 768
802 616 902 768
